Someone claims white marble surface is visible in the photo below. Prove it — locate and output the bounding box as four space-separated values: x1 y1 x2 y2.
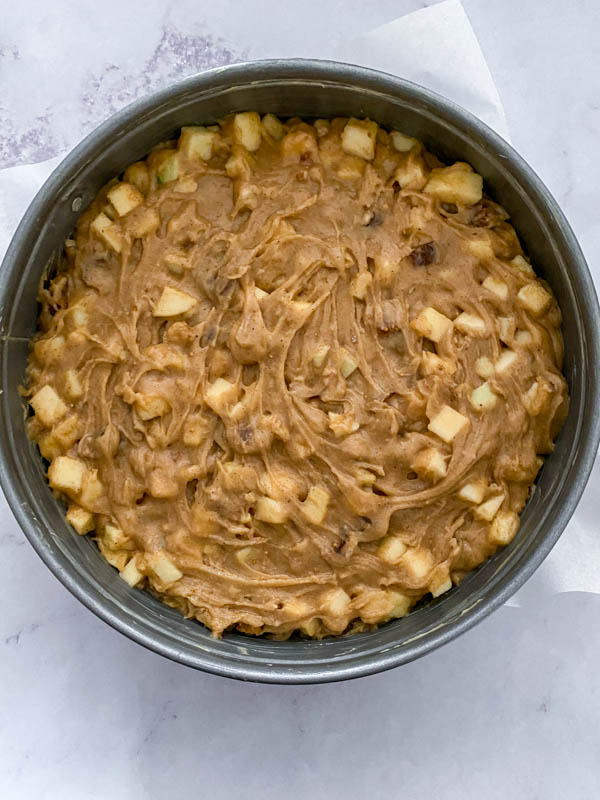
2 1 600 797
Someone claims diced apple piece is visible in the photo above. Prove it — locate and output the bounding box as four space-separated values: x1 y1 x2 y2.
410 307 452 342
30 384 67 427
387 590 412 618
482 275 509 300
458 480 487 504
34 335 65 363
328 412 359 438
123 162 150 194
135 394 170 421
148 551 182 584
174 177 197 193
351 272 372 299
183 415 207 446
254 286 268 302
127 207 160 238
255 496 288 524
312 344 330 368
356 467 377 486
470 382 498 411
153 287 197 317
48 456 86 494
233 112 262 152
301 486 330 525
424 162 483 205
454 312 487 336
341 118 378 160
467 238 495 260
523 379 553 416
514 329 533 346
107 182 143 217
359 590 397 623
204 378 238 414
120 556 144 587
322 587 351 617
66 504 94 535
262 113 285 140
475 494 505 522
178 126 216 161
390 130 418 152
393 158 428 190
90 213 122 252
103 523 130 550
374 254 400 284
71 305 88 329
498 316 515 344
338 348 358 378
282 598 312 619
51 414 81 451
489 510 520 545
428 405 470 443
156 150 179 184
402 548 433 581
475 356 494 379
421 351 455 376
430 570 452 598
148 468 179 499
511 254 534 277
411 447 447 482
495 349 518 373
225 146 254 180
79 469 105 509
378 535 408 564
517 282 552 315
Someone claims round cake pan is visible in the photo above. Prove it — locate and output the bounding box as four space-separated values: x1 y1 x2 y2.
1 59 598 684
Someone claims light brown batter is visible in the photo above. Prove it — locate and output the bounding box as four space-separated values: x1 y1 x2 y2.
25 113 568 638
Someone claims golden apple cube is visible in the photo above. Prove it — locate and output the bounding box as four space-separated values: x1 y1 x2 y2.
514 329 533 346
482 275 509 300
255 496 288 524
424 163 483 205
490 510 520 545
421 352 455 376
301 486 330 525
430 571 452 598
120 556 144 587
517 282 552 315
328 412 359 438
387 591 412 618
204 378 238 414
66 504 94 535
351 272 372 299
90 212 122 252
470 382 498 411
107 182 143 217
34 335 65 363
127 207 160 238
79 469 105 509
341 118 378 160
179 126 216 161
475 356 495 379
338 348 358 378
428 405 470 443
390 130 418 152
183 415 207 447
410 307 452 342
495 349 518 373
103 523 130 550
498 316 515 344
393 159 428 190
454 312 487 336
262 113 285 140
135 394 170 420
378 535 408 564
48 456 86 494
322 587 351 617
30 384 68 427
511 254 534 277
156 150 179 184
312 344 330 368
411 447 447 482
233 111 262 152
153 287 197 317
467 238 495 260
123 161 150 194
475 494 505 522
458 480 487 504
148 551 182 584
402 547 433 581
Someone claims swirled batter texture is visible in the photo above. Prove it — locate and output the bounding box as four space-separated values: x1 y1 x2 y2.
25 113 568 638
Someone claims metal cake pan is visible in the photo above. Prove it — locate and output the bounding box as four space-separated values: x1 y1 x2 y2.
1 59 598 683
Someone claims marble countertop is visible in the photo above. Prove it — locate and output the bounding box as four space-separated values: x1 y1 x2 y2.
2 1 600 797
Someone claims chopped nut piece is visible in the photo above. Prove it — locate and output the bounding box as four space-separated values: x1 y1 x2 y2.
341 118 378 160
490 510 520 545
475 494 505 522
517 282 552 315
390 130 418 152
66 505 94 535
90 212 122 252
312 344 330 368
410 307 452 342
428 405 470 443
179 126 216 161
135 395 170 420
454 312 487 336
120 556 144 587
233 111 262 152
262 113 285 140
411 447 447 482
470 382 498 411
328 412 359 438
148 551 183 584
482 275 509 300
424 163 483 205
351 272 372 299
495 349 518 373
301 486 330 525
30 384 67 427
204 378 238 415
475 356 494 379
255 496 288 524
322 587 351 616
48 456 86 494
458 481 487 504
378 535 408 564
153 287 197 317
107 182 143 216
338 348 358 378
